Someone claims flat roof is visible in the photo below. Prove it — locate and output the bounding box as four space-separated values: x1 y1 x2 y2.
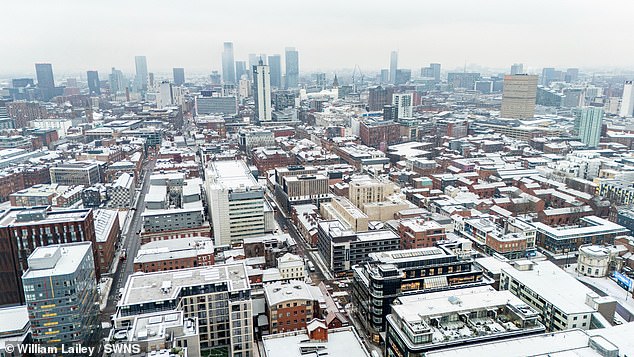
207 160 260 190
120 262 250 305
0 305 29 334
501 260 596 315
134 237 213 264
533 215 628 238
23 242 91 279
0 207 91 227
94 209 118 243
262 326 370 357
263 280 323 306
370 246 451 264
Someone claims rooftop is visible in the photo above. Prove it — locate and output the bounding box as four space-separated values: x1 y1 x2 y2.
120 262 250 305
262 326 370 357
23 242 92 279
263 280 324 306
93 209 119 243
207 160 260 190
134 237 214 264
533 215 628 239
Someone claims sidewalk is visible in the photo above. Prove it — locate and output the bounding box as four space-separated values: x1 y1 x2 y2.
98 277 113 311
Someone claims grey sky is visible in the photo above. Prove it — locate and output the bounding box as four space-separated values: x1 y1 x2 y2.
2 0 634 76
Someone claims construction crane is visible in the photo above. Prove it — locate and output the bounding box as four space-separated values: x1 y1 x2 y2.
351 64 364 93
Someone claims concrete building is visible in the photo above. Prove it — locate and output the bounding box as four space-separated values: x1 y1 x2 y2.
135 56 149 92
22 242 99 348
195 95 238 115
276 173 330 214
385 287 545 356
393 92 413 119
133 237 214 273
221 42 235 84
500 260 615 331
141 206 204 233
206 160 265 246
0 305 31 356
173 67 185 86
253 60 272 123
533 216 628 254
389 51 398 84
316 220 400 274
277 253 305 280
263 280 324 334
348 175 396 207
115 262 253 356
106 172 134 208
320 196 369 233
619 80 634 117
285 47 299 89
576 244 623 278
50 161 102 186
9 184 83 208
500 74 538 119
238 128 275 151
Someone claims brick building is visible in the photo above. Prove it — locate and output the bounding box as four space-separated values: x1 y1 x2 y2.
264 280 324 334
133 237 214 273
398 219 446 249
358 119 401 149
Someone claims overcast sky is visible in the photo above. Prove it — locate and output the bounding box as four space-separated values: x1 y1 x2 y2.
2 0 634 77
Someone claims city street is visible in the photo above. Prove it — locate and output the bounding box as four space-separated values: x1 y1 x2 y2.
101 158 155 321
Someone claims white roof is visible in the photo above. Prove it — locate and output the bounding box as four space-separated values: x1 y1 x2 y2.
207 160 260 190
23 242 92 279
264 280 323 306
0 305 29 334
262 327 370 357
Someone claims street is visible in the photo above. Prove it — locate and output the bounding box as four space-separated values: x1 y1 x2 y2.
101 158 155 321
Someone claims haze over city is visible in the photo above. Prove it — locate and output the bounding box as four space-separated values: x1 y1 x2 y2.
3 0 634 76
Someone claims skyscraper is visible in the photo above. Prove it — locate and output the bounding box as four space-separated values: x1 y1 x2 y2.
268 54 282 88
222 42 236 84
619 81 634 117
578 106 603 148
389 51 398 84
235 61 247 81
285 47 299 89
173 67 185 86
430 63 441 82
500 74 538 119
248 53 258 80
35 63 55 88
109 67 125 93
134 55 149 92
510 63 524 75
253 59 272 123
86 70 100 96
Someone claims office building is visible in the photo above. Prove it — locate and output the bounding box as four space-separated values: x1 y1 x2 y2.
195 94 238 115
500 74 538 119
35 63 55 88
115 262 253 356
22 242 99 348
134 55 149 92
173 67 185 85
268 54 282 88
619 80 634 117
368 86 394 111
109 67 126 93
285 47 299 88
447 72 480 89
264 280 324 334
393 92 413 119
206 160 265 246
351 243 489 332
577 106 603 148
142 207 204 233
275 173 330 214
230 61 245 83
86 70 100 95
389 50 398 84
0 207 99 306
317 220 400 274
385 287 545 356
221 42 235 84
253 59 272 123
238 127 275 150
50 161 102 185
510 63 524 75
499 259 615 331
421 63 441 82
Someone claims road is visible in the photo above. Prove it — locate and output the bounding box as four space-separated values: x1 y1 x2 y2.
101 158 155 320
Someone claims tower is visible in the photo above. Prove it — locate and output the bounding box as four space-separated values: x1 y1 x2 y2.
619 81 634 117
578 106 603 148
173 67 185 86
285 47 299 89
253 59 272 123
86 70 100 96
389 51 398 84
222 42 236 84
35 63 55 88
134 56 149 92
268 54 282 88
500 74 538 119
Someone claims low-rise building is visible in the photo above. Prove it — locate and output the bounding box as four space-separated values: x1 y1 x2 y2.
398 219 446 249
276 253 305 280
576 244 625 277
133 237 214 273
263 280 324 334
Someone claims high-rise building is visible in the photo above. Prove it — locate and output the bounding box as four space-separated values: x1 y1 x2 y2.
392 93 413 119
578 106 603 148
510 63 524 75
35 63 55 88
566 68 579 83
253 59 272 123
134 56 149 92
541 67 556 86
368 86 394 111
86 70 100 96
22 242 99 348
268 54 282 88
221 42 236 84
500 74 538 119
389 51 398 84
206 160 265 246
430 63 441 82
235 61 247 81
248 53 258 80
109 67 125 93
173 67 185 86
619 81 634 117
285 47 299 88
447 72 480 89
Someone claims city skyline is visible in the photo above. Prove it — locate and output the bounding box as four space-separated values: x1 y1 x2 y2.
2 0 634 76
